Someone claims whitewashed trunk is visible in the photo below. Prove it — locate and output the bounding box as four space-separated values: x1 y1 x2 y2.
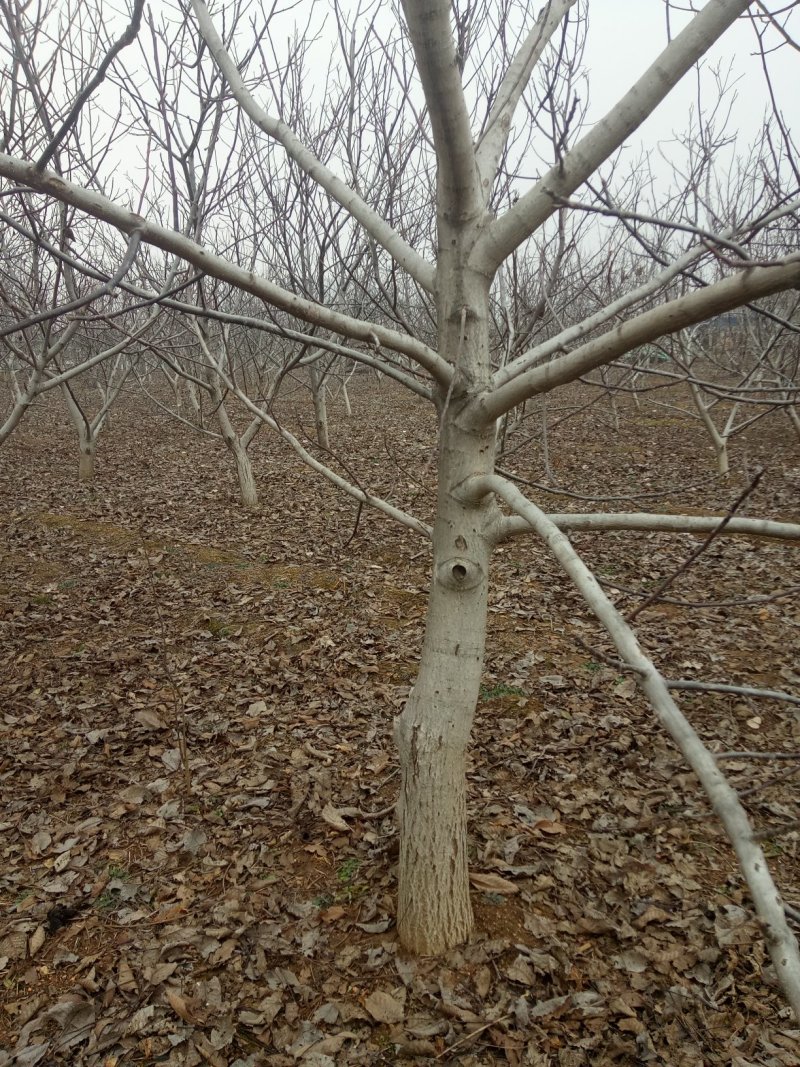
218 416 259 509
233 444 258 509
78 439 95 482
690 383 730 478
714 437 730 478
310 364 330 450
394 258 496 954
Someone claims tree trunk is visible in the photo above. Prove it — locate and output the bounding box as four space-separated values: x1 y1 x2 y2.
393 420 494 953
786 404 800 442
714 436 730 478
78 439 95 482
233 443 258 509
310 364 330 450
393 257 496 954
690 383 729 478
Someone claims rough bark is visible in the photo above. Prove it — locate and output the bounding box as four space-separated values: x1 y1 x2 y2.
393 418 494 953
233 442 258 509
394 245 497 953
215 401 259 509
310 364 330 451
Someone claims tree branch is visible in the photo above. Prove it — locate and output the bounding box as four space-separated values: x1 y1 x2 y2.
473 0 756 273
190 0 435 292
461 471 800 1020
498 510 800 543
475 0 578 192
400 0 481 221
0 154 450 384
478 256 800 421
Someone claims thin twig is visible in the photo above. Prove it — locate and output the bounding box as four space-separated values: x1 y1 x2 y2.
435 1012 513 1059
627 469 764 621
599 578 800 610
754 820 800 841
739 763 800 800
667 680 800 707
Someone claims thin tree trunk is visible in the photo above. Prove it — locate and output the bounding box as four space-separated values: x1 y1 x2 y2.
310 363 329 450
690 383 729 477
78 438 95 482
233 442 258 508
214 396 259 509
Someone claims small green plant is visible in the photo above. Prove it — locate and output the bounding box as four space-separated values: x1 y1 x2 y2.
95 890 118 911
337 858 360 885
583 660 602 673
95 864 131 911
480 682 526 701
205 616 232 638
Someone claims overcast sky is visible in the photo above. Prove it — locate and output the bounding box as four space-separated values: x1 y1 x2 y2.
580 2 794 151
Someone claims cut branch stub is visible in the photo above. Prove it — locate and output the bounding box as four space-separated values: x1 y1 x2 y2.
436 556 483 590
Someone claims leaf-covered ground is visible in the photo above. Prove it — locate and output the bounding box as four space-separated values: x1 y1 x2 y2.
1 379 799 1066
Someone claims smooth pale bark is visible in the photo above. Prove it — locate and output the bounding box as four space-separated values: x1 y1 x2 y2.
62 385 102 483
690 383 732 477
467 473 800 1020
232 442 258 509
479 258 800 421
210 384 260 509
0 155 449 384
310 364 330 451
393 225 498 950
78 442 95 482
474 0 757 274
0 387 36 446
191 0 435 292
499 511 800 542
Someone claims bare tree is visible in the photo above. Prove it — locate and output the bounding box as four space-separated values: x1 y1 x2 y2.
2 0 800 1015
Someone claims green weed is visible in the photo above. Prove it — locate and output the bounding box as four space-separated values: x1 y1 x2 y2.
480 682 526 700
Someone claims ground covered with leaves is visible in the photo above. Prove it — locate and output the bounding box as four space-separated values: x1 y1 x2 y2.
1 379 799 1066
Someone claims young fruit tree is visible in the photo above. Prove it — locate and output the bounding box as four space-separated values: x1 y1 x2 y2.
2 0 800 1014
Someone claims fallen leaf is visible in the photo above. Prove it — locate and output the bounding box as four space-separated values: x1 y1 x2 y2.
321 803 350 832
364 989 404 1024
469 871 519 895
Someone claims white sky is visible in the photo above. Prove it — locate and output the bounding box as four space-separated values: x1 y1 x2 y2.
580 2 794 152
